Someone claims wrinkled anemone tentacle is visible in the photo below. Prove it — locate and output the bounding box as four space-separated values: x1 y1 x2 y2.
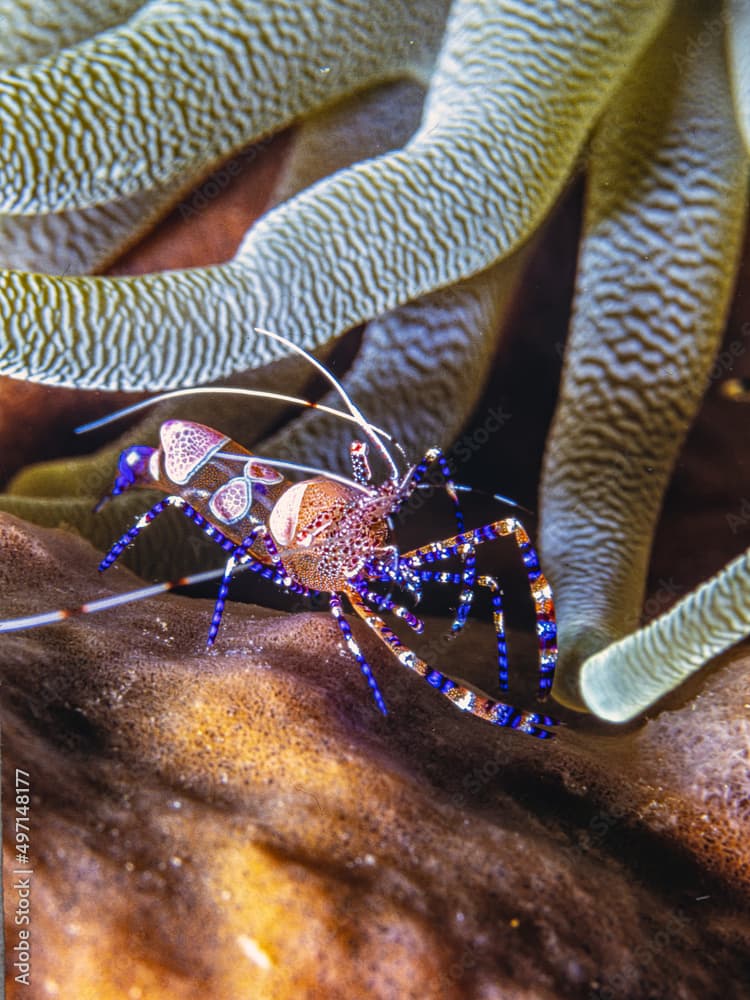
0 0 449 213
0 1 160 274
728 0 750 154
261 256 530 474
0 1 671 390
0 1 145 67
259 80 528 471
0 81 426 550
580 546 750 722
540 1 750 711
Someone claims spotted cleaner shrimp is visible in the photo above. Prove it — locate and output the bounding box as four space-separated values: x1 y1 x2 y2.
0 328 559 738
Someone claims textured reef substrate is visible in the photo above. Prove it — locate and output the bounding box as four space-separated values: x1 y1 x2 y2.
1 513 749 998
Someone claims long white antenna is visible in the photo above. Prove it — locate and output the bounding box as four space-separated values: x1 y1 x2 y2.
253 326 401 479
76 386 396 440
0 566 233 634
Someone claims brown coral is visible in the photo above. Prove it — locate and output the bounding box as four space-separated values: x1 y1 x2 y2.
2 513 749 999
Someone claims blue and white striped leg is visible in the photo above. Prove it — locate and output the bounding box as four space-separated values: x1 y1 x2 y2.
413 565 476 637
449 542 477 636
329 593 388 716
350 578 425 635
208 540 316 646
399 448 477 631
99 496 239 572
345 587 557 739
207 527 265 646
402 448 464 529
400 517 558 699
478 575 509 690
99 499 311 646
415 569 509 690
259 532 297 587
367 553 424 603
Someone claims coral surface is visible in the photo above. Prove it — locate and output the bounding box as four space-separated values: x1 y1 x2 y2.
2 514 750 999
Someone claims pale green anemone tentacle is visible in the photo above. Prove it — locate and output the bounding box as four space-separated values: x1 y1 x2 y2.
0 81 430 549
262 259 529 475
3 81 527 565
2 79 428 498
0 1 167 274
5 0 749 730
540 1 750 711
0 0 450 214
0 0 143 67
4 79 428 492
0 0 672 392
728 0 750 152
0 0 438 272
257 80 529 470
0 185 175 274
0 82 432 574
580 546 750 722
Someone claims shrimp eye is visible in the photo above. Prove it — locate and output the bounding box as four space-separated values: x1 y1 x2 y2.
94 446 156 512
116 446 156 491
